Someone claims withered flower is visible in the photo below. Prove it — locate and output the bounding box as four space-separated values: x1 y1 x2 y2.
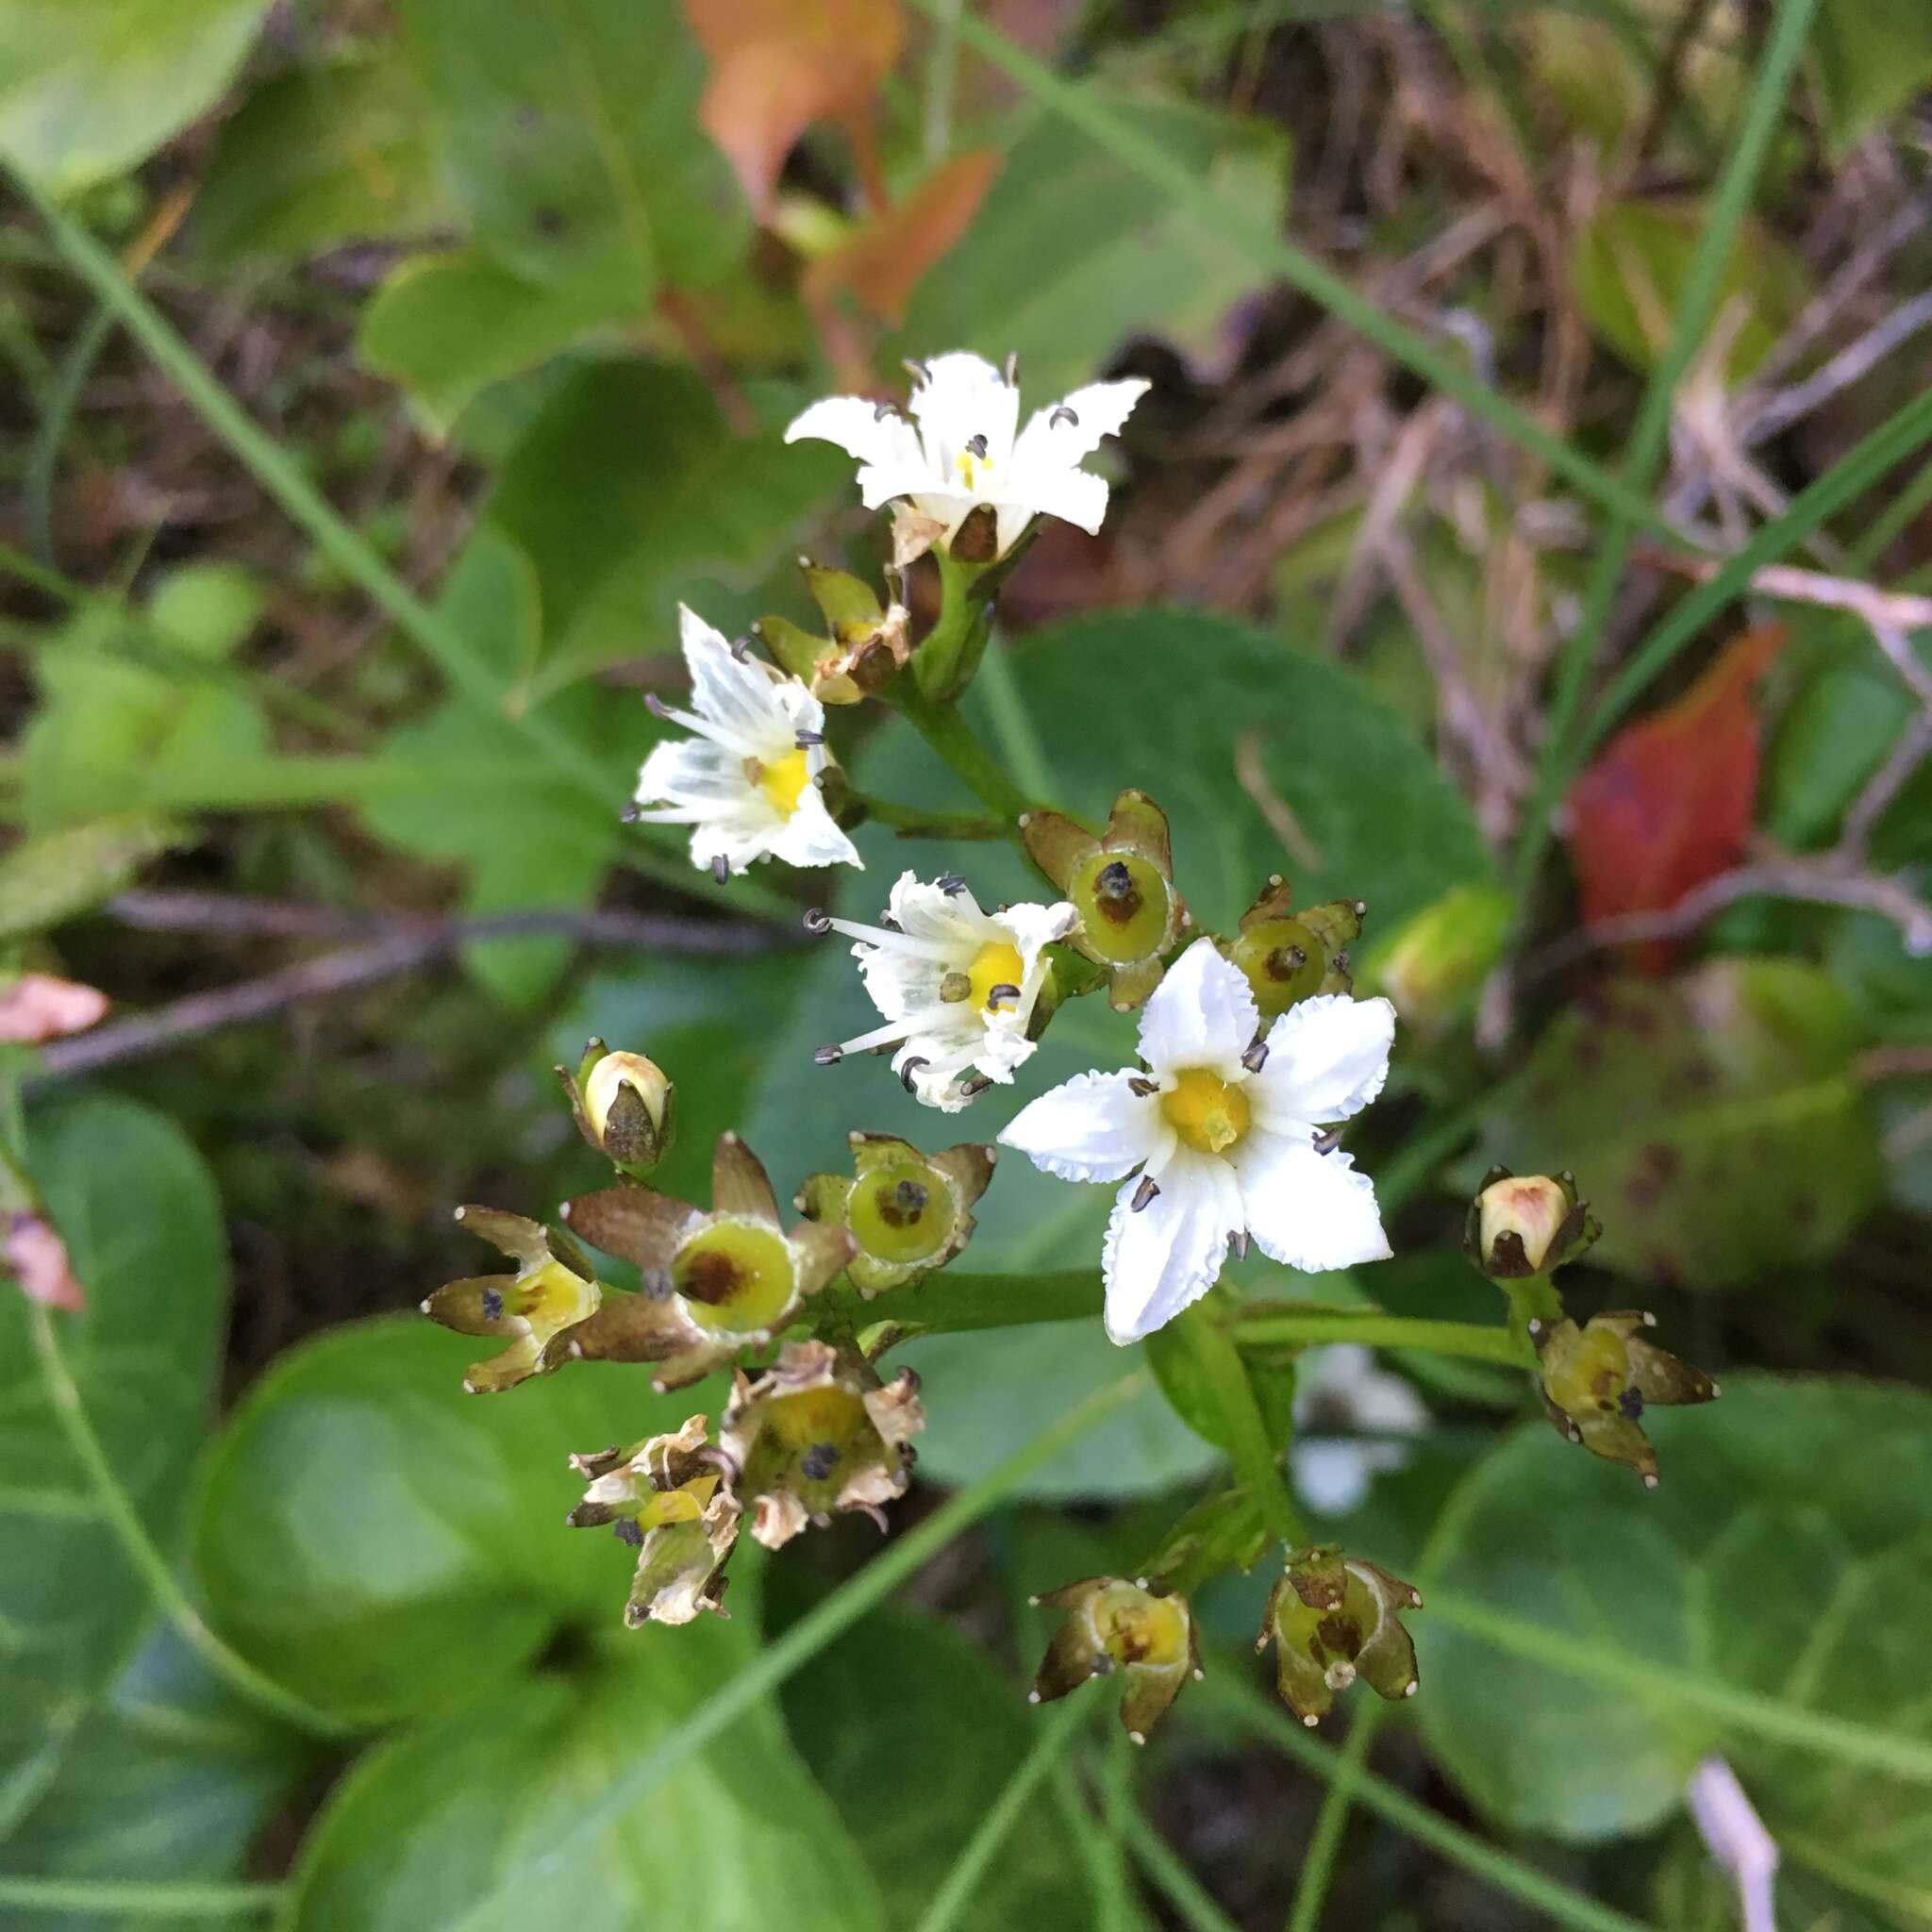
719 1340 924 1548
567 1414 741 1626
795 1131 993 1295
1257 1545 1421 1726
1222 875 1361 1020
558 1039 675 1175
1465 1167 1599 1281
421 1208 602 1393
1020 790 1190 1010
1029 1576 1201 1743
557 1132 854 1390
758 561 912 706
1530 1310 1720 1488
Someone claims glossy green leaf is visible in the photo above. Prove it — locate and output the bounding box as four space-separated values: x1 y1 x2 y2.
746 608 1495 1497
1813 0 1932 158
0 1095 229 1794
0 1620 311 1929
191 48 449 263
482 361 845 691
193 1315 730 1724
1572 200 1811 383
1477 958 1882 1291
780 1603 1099 1932
897 91 1290 399
286 1621 884 1932
0 0 270 192
1420 1374 1932 1923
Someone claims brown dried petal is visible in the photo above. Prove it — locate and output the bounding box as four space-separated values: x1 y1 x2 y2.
1102 789 1174 875
711 1133 781 1225
560 1184 701 1272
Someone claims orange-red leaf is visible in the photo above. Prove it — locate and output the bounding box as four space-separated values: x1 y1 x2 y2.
803 149 1000 324
683 0 905 218
1565 623 1784 971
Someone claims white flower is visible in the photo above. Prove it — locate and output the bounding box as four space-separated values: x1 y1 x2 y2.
999 939 1395 1344
630 607 862 880
815 870 1076 1111
1290 1345 1429 1516
784 351 1150 561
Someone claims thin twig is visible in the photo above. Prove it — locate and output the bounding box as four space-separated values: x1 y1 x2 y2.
1843 713 1932 858
1743 289 1932 446
1630 552 1932 659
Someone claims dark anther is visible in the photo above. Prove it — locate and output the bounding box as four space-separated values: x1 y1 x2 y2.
619 803 643 823
1004 352 1019 385
874 400 900 422
481 1287 505 1321
803 907 833 934
900 1057 929 1093
1331 949 1350 974
1231 1229 1250 1261
711 855 728 884
1618 1388 1645 1421
1241 1040 1270 1074
800 1441 841 1483
643 692 672 718
964 433 990 458
794 728 824 747
612 1519 644 1547
1131 1175 1160 1212
1313 1127 1341 1156
1127 1076 1158 1097
878 912 903 932
813 1043 843 1066
1095 859 1134 900
1050 405 1080 429
936 874 967 894
877 1178 929 1228
958 1075 992 1098
1090 1651 1116 1676
730 635 753 662
903 357 930 384
985 982 1022 1008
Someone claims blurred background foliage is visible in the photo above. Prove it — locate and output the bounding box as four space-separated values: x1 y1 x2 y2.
3 0 1932 1927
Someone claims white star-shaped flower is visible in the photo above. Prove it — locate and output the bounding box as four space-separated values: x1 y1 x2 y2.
1290 1344 1429 1516
815 870 1076 1111
784 350 1150 561
630 607 862 879
1000 939 1395 1343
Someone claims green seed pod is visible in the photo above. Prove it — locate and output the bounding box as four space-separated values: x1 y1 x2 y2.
796 1131 995 1295
1029 1575 1202 1743
1257 1546 1422 1726
1021 790 1189 1010
1530 1310 1720 1488
1223 876 1362 1018
1358 880 1511 1040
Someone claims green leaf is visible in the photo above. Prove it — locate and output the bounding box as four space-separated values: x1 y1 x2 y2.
192 1315 727 1724
191 48 450 263
284 1625 885 1932
0 1620 311 1928
482 361 845 691
1813 0 1932 158
1476 958 1882 1291
1572 200 1812 384
1420 1373 1932 1922
897 90 1290 400
779 1602 1099 1932
0 0 270 193
746 608 1495 1497
0 1095 229 1794
0 813 186 941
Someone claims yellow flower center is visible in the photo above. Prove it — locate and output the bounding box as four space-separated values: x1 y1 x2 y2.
967 940 1025 1014
1162 1068 1251 1156
1086 1581 1191 1669
755 748 812 817
674 1223 799 1335
516 1259 598 1337
954 448 992 489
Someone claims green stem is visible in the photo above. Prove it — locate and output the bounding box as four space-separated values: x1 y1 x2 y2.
1285 1702 1380 1932
912 1692 1091 1932
848 791 1008 841
1174 1301 1305 1549
1235 1310 1531 1368
25 1302 353 1743
834 1267 1101 1340
1212 1675 1659 1932
1498 1274 1564 1353
1508 0 1819 910
434 1374 1148 1932
974 639 1056 805
890 682 1035 823
0 1875 284 1918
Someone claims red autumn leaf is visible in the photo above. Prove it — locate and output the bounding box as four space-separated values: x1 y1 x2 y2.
683 0 905 219
1565 623 1784 972
803 149 1000 325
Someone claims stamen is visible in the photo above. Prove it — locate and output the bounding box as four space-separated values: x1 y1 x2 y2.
794 729 824 747
1127 1076 1158 1097
874 400 899 422
1050 405 1080 429
1241 1040 1269 1074
612 1519 644 1547
802 907 832 935
903 357 929 385
644 692 672 718
711 855 728 884
899 1057 929 1093
964 433 990 458
958 1075 992 1098
1231 1230 1249 1261
1313 1127 1341 1155
1003 352 1019 385
730 635 752 662
984 982 1021 1008
936 874 967 894
813 1044 842 1066
1131 1175 1160 1212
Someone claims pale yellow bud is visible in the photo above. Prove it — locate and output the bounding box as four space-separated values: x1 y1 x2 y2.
584 1052 670 1141
1476 1174 1572 1275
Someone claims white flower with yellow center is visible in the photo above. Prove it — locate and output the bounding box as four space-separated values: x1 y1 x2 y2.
630 606 862 879
784 350 1150 560
814 870 1076 1111
1000 939 1395 1343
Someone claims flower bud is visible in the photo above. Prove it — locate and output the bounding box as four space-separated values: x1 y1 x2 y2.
1223 876 1361 1019
795 1132 994 1295
1029 1576 1200 1743
719 1341 924 1548
1465 1167 1598 1280
1021 791 1189 1010
558 1039 675 1175
1530 1310 1719 1488
1357 881 1510 1040
421 1208 603 1393
1257 1546 1421 1726
566 1414 741 1625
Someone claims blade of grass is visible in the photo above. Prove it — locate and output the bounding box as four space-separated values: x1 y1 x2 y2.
912 1691 1093 1932
0 1875 284 1917
1285 1702 1380 1932
1101 1735 1244 1932
1211 1673 1660 1932
432 1372 1147 1932
908 0 1670 533
1508 0 1820 908
1235 1312 1527 1366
